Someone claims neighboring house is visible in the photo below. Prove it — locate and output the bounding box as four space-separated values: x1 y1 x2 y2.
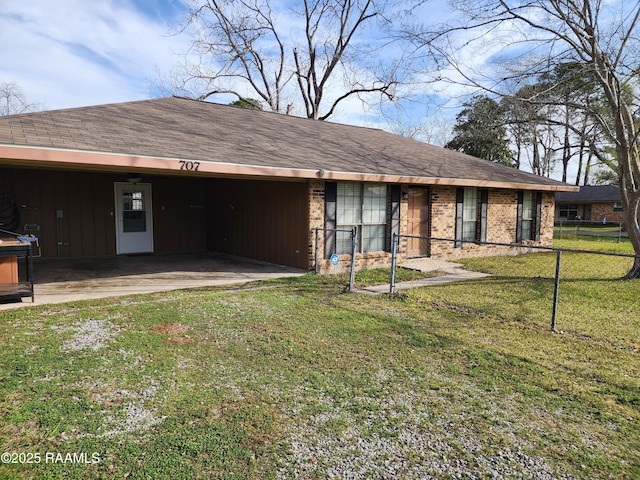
555 185 624 224
0 97 576 272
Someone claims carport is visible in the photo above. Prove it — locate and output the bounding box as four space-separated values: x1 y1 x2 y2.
0 252 304 310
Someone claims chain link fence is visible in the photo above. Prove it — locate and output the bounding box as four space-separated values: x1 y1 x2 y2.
390 233 639 336
314 227 357 291
555 220 626 243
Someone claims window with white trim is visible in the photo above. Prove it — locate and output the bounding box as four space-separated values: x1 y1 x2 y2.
462 187 478 241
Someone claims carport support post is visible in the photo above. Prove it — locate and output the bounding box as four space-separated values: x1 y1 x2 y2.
551 249 561 332
390 232 398 294
349 227 357 291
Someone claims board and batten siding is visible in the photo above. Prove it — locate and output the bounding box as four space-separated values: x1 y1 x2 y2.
206 178 309 269
0 167 209 257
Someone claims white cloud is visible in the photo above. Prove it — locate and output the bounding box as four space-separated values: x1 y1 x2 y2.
0 0 192 110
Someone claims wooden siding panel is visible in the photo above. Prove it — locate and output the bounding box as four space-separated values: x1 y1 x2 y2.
80 177 96 256
0 168 209 258
0 168 111 257
36 171 56 257
207 179 309 269
152 177 207 253
2 168 308 267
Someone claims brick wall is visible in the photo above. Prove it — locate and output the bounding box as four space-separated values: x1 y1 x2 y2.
591 202 625 224
308 179 326 268
308 181 556 272
428 188 554 259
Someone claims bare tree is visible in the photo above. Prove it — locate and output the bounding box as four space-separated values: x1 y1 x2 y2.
0 81 41 116
172 0 402 120
501 84 560 176
500 65 605 184
385 110 453 146
408 0 640 278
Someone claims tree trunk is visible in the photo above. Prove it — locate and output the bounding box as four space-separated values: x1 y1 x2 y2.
621 182 640 279
623 256 640 280
575 141 584 186
582 149 593 186
592 50 640 279
561 106 570 183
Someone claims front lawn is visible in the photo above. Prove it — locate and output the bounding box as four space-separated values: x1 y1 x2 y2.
0 249 638 479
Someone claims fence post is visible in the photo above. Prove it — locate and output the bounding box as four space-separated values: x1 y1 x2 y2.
619 222 623 243
314 228 319 275
389 232 398 294
551 249 562 332
348 227 357 291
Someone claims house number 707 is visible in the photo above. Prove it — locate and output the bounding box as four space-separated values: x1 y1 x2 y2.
179 161 200 171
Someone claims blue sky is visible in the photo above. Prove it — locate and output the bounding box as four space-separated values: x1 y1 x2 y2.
0 0 457 128
0 0 588 181
1 0 191 110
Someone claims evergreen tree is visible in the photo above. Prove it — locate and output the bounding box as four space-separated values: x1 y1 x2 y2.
445 96 514 167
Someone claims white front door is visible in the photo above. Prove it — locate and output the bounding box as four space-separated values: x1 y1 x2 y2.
114 182 154 254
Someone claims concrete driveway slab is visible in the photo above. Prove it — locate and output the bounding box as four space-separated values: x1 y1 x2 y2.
0 252 305 310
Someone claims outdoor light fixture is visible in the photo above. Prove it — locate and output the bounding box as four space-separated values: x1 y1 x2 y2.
127 173 142 184
318 168 325 178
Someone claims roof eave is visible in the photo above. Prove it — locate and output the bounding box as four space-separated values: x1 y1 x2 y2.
0 144 578 192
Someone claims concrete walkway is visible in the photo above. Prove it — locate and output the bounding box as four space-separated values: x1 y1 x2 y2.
0 252 305 310
354 258 490 295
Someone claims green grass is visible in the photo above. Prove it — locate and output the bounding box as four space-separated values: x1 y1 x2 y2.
555 221 625 233
0 244 638 479
554 233 635 254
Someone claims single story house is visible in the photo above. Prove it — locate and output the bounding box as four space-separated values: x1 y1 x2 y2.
555 185 624 224
0 97 576 272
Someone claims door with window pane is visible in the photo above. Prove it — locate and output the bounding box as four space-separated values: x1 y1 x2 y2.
114 183 154 254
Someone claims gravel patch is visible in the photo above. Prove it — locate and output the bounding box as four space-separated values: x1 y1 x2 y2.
99 401 164 438
56 319 122 352
274 382 580 480
63 382 166 440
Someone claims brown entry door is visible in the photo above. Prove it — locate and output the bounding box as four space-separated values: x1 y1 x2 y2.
407 187 429 257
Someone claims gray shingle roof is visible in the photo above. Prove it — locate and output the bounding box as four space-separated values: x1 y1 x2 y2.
556 185 620 203
0 96 573 190
555 185 621 202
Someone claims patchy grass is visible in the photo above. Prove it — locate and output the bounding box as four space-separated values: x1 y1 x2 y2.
328 266 438 289
0 251 638 479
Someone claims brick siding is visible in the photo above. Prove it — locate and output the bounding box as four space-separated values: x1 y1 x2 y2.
308 181 556 273
591 203 625 224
